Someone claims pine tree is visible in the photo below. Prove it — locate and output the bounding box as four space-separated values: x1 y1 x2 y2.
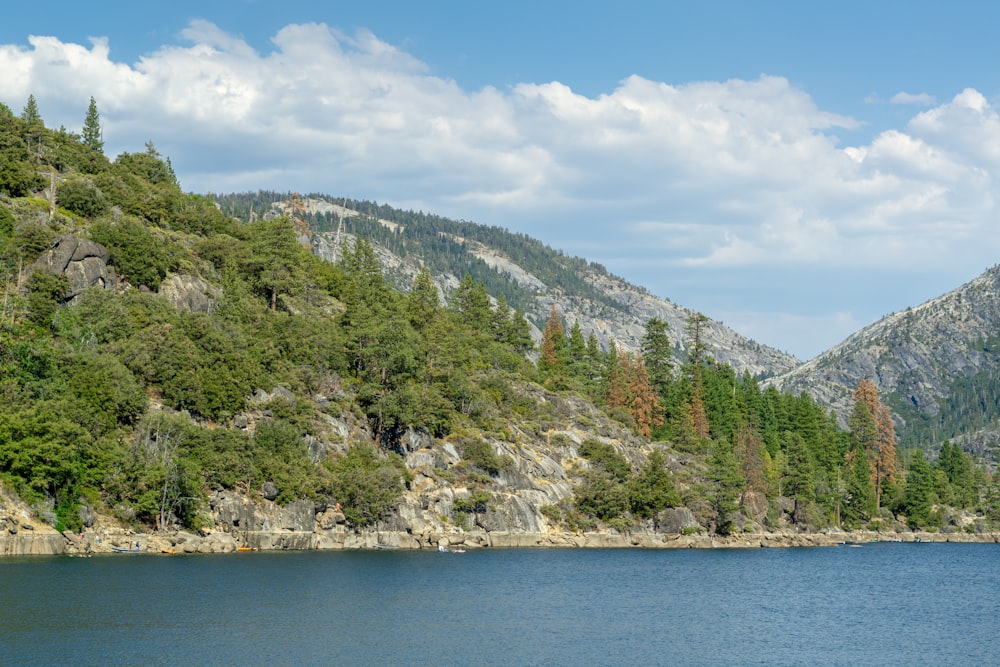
406 267 439 332
21 94 43 161
641 317 673 399
247 217 306 310
538 305 567 381
625 352 663 438
850 379 896 509
506 308 534 354
567 320 588 380
82 96 104 152
683 313 711 440
844 443 875 526
708 439 744 535
902 450 935 528
449 274 491 333
604 343 627 411
586 332 603 385
782 431 815 520
21 94 41 127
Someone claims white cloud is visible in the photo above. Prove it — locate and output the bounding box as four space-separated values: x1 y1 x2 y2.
891 91 936 106
2 22 1000 358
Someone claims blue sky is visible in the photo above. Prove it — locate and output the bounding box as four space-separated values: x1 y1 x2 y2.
3 1 1000 360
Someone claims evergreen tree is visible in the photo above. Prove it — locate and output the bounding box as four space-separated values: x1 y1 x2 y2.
708 439 743 535
246 217 306 310
782 431 815 521
406 267 439 332
603 343 626 411
21 94 43 161
844 444 875 526
685 312 710 367
82 96 103 152
21 94 41 127
538 305 568 382
585 332 604 385
902 450 935 528
682 312 711 441
449 274 491 333
641 317 673 398
489 293 512 343
850 379 896 509
506 307 534 355
567 320 588 380
627 449 680 518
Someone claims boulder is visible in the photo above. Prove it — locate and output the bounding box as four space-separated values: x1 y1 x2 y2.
31 234 115 298
655 507 700 534
157 274 222 313
316 509 346 530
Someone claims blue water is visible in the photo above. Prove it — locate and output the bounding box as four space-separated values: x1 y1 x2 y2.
1 543 998 666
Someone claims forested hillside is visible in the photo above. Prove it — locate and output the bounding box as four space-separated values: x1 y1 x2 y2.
211 191 800 380
0 95 997 547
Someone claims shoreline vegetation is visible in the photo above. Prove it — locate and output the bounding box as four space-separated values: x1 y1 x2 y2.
3 524 998 557
4 100 1000 556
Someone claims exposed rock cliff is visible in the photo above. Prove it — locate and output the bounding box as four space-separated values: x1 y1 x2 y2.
768 264 1000 441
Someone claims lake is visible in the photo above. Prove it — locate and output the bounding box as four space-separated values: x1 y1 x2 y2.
2 542 998 666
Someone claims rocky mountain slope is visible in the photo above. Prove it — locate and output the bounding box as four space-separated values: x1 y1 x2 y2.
257 194 800 378
769 264 1000 453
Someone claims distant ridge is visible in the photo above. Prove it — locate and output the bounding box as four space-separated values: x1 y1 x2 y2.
212 191 801 379
769 264 1000 455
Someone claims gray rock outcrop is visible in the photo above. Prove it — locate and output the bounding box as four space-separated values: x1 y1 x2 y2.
157 274 222 313
31 234 115 298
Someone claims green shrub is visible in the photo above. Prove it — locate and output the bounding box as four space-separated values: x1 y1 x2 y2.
25 270 68 327
89 218 179 289
540 504 563 523
56 178 107 217
579 439 631 482
0 205 13 237
325 445 407 526
459 439 512 476
452 489 491 514
574 469 629 521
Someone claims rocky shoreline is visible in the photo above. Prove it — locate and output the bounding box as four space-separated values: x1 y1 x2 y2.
3 523 999 557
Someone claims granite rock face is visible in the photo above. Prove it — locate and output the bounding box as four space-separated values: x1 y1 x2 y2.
31 234 115 298
157 274 222 313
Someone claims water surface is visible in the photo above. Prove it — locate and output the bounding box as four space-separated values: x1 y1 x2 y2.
2 543 996 666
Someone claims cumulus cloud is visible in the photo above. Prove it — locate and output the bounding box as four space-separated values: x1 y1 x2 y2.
1 21 999 358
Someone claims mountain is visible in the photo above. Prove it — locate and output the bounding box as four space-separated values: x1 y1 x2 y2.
1 106 995 551
213 191 800 379
769 264 1000 458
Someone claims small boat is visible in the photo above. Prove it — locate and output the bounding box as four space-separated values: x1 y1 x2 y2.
112 546 147 554
236 546 257 552
161 548 176 555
